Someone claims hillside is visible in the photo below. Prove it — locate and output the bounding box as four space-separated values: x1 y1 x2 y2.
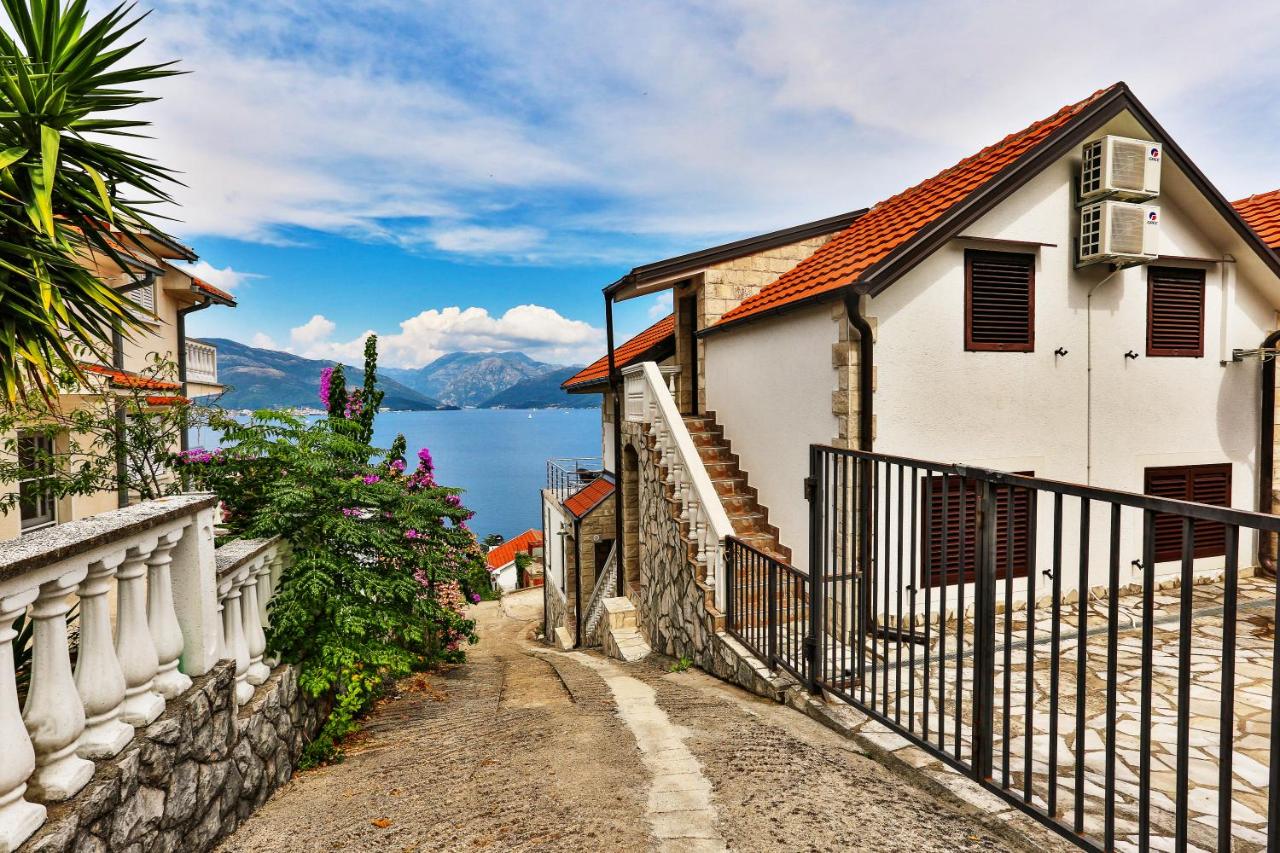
383 351 567 408
202 338 451 411
480 368 595 409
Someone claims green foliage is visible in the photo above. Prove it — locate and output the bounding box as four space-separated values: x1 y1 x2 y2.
0 0 183 401
669 655 694 673
0 354 201 513
184 337 483 764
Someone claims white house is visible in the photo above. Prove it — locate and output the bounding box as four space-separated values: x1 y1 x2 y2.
486 528 543 592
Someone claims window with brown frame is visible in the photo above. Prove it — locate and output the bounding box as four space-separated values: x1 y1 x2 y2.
1147 267 1205 357
922 473 1032 586
1143 463 1230 562
964 250 1034 352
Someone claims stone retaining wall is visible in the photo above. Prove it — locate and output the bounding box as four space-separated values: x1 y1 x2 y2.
21 662 324 853
544 577 568 645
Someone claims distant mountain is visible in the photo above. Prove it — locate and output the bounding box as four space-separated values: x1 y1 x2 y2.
480 368 595 409
203 338 451 411
384 351 569 408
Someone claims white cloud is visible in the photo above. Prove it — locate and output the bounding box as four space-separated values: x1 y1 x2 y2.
249 332 278 349
287 304 604 368
647 293 673 321
178 260 260 292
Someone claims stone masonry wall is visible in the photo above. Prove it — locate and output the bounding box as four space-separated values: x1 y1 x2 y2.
544 572 568 643
21 662 324 853
624 423 783 697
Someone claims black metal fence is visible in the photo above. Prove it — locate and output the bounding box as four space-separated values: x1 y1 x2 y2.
729 443 1280 853
546 456 603 500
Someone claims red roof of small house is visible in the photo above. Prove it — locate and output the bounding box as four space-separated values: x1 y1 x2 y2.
563 314 675 391
191 277 237 305
81 364 182 392
486 529 543 570
144 395 190 406
563 476 615 518
1234 189 1280 249
715 86 1120 328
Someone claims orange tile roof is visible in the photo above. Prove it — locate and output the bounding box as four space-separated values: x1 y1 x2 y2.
563 313 675 390
717 86 1119 327
144 395 190 407
1234 189 1280 249
563 476 614 518
486 528 544 570
81 363 182 392
191 276 237 305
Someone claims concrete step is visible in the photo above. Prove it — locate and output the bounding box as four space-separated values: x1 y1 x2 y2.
603 596 638 630
554 626 575 650
605 626 651 663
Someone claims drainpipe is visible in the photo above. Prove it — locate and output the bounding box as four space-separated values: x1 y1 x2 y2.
176 299 214 454
112 272 157 507
842 292 874 451
573 518 583 648
605 293 625 597
1257 329 1280 574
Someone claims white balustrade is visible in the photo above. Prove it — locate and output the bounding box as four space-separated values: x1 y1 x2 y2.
184 339 218 385
0 495 289 849
620 362 732 610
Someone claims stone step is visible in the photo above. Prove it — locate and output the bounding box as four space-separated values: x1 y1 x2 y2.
605 626 651 663
696 444 733 464
554 626 575 651
603 596 638 630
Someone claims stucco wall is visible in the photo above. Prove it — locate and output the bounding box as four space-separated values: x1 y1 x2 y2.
704 302 840 569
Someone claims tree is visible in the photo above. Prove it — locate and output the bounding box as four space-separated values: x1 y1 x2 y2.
0 0 182 401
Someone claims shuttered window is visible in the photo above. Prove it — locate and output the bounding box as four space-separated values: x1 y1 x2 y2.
1147 267 1204 357
965 250 1034 352
922 474 1032 586
1143 463 1231 562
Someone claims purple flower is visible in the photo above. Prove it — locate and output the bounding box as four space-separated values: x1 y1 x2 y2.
389 458 406 474
341 507 361 517
470 593 481 603
404 529 423 540
319 367 334 406
362 474 381 485
416 447 434 475
445 494 462 508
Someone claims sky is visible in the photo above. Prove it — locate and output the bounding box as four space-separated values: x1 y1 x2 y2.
122 0 1280 369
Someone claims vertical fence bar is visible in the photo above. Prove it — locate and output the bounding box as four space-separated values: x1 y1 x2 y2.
923 470 934 742
1073 498 1090 835
1137 510 1156 853
895 463 905 725
1173 518 1195 852
1216 525 1238 853
972 478 997 781
1268 524 1280 851
807 459 825 695
882 460 892 719
1103 502 1121 851
1022 490 1038 804
908 466 918 734
1048 493 1063 819
938 471 950 753
955 473 967 757
1001 483 1014 788
859 457 872 706
767 548 778 669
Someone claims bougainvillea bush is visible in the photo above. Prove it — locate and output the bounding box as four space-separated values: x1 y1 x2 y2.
181 336 484 763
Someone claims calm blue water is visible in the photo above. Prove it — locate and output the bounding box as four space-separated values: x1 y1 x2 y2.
189 409 600 540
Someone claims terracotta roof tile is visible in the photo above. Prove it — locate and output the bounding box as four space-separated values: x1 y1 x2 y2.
486 528 543 570
191 277 237 305
1234 189 1280 250
144 395 190 406
81 363 182 392
717 86 1119 326
563 314 675 390
563 476 614 518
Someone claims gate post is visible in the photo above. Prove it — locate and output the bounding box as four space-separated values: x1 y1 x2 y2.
805 445 823 693
971 477 997 781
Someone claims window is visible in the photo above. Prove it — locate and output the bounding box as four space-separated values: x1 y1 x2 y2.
965 250 1035 352
18 432 57 533
1144 464 1230 562
922 473 1033 586
1147 267 1205 357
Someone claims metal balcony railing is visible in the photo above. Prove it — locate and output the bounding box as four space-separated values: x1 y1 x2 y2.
546 457 603 501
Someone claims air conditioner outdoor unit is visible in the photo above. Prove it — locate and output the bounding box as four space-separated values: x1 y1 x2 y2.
1080 136 1162 202
1078 200 1159 266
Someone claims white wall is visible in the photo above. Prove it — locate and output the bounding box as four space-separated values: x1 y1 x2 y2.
542 492 570 593
492 563 518 593
704 302 839 569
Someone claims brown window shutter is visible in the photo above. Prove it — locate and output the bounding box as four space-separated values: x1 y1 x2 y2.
924 474 1032 586
1147 267 1205 357
1143 463 1231 561
965 250 1034 352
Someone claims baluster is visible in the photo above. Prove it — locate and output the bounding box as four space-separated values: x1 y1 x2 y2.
23 568 94 802
259 549 281 668
221 569 253 705
74 555 133 758
116 541 165 726
0 588 45 850
147 528 191 699
241 558 269 685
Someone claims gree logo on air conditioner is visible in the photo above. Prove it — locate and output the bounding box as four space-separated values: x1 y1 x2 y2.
1080 135 1162 202
1078 200 1159 266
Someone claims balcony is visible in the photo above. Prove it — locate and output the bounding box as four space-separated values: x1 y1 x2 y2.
185 339 218 385
546 457 603 501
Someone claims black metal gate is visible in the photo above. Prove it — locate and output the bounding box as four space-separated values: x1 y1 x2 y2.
728 444 1280 853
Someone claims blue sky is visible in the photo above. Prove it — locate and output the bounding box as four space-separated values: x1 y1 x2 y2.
126 0 1280 367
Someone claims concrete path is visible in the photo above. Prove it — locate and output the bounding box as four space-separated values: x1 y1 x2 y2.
219 589 1050 852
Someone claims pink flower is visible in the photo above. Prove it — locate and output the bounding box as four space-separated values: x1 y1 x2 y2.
470 593 481 603
341 508 361 517
417 447 434 475
319 367 333 406
389 458 406 474
404 529 423 539
362 474 380 485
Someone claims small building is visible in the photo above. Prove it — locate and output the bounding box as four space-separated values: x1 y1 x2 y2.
486 528 544 592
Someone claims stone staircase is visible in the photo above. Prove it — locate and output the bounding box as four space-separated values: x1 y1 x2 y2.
600 597 651 662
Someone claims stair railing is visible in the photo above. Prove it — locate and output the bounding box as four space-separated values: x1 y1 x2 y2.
622 361 732 611
582 542 618 641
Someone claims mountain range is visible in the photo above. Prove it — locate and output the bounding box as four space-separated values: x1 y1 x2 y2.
203 338 595 410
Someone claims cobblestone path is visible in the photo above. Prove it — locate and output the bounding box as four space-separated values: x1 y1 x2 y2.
220 590 1059 852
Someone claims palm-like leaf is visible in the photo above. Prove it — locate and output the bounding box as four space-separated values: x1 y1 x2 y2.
0 0 180 401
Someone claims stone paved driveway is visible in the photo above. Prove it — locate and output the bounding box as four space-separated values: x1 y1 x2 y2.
218 590 1064 852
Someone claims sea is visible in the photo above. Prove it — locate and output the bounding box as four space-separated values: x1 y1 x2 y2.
188 408 601 540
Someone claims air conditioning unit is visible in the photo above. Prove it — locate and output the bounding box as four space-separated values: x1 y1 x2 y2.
1078 201 1159 266
1079 136 1162 202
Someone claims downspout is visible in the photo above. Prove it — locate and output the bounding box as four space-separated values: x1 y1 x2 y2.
1257 329 1280 574
842 292 874 451
573 518 583 648
605 294 625 597
113 272 157 508
176 299 214 454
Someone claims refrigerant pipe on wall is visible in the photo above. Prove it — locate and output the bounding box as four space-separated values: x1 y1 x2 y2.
1085 267 1122 485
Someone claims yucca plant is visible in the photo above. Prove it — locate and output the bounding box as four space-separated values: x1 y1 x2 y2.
0 0 180 402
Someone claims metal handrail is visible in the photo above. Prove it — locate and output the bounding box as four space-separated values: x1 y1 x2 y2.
582 542 618 641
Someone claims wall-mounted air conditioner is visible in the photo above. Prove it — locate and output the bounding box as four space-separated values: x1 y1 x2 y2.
1078 200 1159 266
1080 136 1162 202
